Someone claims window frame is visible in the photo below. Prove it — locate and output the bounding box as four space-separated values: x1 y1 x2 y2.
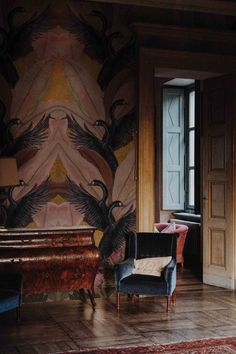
185 85 196 212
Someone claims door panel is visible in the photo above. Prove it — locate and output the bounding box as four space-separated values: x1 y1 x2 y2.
210 229 225 267
210 182 225 218
202 75 234 288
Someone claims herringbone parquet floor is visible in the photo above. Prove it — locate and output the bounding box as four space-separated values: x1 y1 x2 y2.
0 269 236 354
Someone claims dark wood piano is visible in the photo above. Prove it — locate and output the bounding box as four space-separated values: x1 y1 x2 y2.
0 226 101 309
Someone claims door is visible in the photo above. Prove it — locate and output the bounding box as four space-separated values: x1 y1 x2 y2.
202 75 235 288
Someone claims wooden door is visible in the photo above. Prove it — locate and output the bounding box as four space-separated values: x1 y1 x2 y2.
202 75 234 288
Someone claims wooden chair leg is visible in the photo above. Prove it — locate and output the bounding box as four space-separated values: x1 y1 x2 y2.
116 292 120 311
166 296 171 312
87 289 96 311
172 289 177 304
16 307 20 324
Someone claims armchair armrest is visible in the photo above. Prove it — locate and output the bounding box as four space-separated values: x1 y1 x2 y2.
162 259 176 295
116 258 134 284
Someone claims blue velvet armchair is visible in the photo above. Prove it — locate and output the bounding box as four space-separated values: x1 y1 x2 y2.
0 273 22 322
116 232 177 311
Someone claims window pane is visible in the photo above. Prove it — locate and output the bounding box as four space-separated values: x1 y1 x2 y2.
188 169 195 207
189 130 195 167
189 91 195 128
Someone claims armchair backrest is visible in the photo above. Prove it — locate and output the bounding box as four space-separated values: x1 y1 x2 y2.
0 273 22 292
126 232 177 260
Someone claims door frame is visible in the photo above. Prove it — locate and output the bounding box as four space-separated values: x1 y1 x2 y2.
137 47 236 231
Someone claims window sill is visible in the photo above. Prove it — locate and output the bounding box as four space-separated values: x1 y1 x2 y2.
172 212 201 223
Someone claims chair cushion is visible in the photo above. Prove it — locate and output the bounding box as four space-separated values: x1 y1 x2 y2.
132 256 172 276
160 224 176 233
119 274 168 295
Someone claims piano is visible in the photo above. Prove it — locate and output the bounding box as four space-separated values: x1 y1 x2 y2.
0 226 101 309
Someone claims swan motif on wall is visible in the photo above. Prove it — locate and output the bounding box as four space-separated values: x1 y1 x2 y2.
67 115 118 176
98 99 136 150
0 6 51 86
4 177 51 228
66 177 111 231
66 6 136 91
66 7 122 64
97 35 136 90
0 99 21 151
99 200 136 259
66 177 136 259
1 114 51 157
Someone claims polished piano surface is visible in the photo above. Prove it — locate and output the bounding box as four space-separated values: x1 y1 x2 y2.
0 226 101 309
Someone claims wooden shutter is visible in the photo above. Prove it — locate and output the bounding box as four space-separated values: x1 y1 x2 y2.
163 88 185 210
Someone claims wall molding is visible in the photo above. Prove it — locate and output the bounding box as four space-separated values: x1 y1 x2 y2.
86 0 236 16
140 47 236 74
133 23 236 44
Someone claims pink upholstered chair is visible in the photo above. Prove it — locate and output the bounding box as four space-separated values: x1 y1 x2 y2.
154 223 188 268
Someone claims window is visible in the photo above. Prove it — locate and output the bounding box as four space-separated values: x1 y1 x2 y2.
162 80 199 213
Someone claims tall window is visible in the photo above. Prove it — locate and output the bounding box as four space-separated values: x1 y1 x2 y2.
162 82 199 213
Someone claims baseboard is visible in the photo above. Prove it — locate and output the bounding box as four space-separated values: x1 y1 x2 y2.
203 273 235 290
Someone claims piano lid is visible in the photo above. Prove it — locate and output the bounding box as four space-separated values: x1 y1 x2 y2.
0 225 96 236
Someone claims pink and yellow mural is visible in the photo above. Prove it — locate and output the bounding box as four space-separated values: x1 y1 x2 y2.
0 0 136 273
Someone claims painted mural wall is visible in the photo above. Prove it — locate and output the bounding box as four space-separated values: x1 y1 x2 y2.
0 0 136 298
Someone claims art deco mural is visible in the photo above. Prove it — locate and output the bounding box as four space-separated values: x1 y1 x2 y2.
0 0 136 281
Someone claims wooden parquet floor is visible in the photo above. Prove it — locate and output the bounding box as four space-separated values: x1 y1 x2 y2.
0 269 236 354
